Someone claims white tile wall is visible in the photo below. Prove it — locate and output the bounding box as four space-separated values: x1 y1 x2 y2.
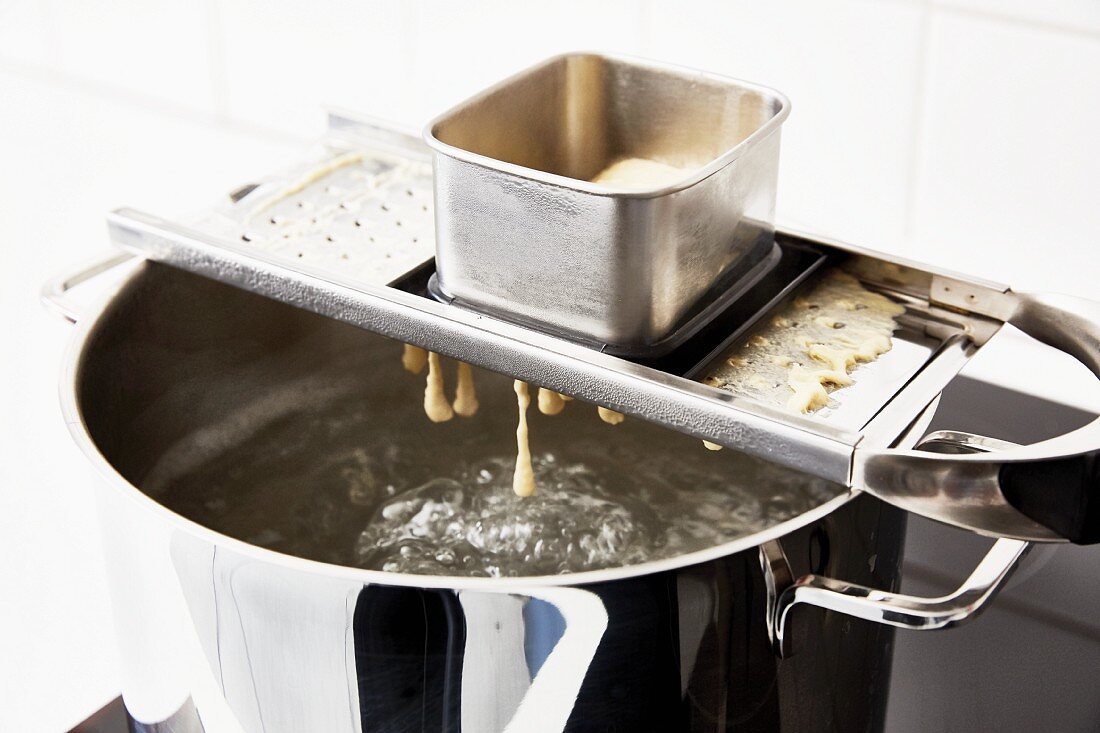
219 0 420 138
649 0 929 252
219 0 648 138
42 0 220 113
909 10 1100 299
406 0 647 125
0 0 51 67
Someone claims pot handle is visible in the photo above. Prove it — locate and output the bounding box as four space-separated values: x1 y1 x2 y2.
765 431 1036 658
855 291 1100 544
40 250 136 323
761 536 1029 658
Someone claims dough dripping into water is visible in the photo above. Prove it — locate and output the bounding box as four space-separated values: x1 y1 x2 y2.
423 352 454 423
137 339 846 578
402 344 428 374
401 337 731 503
537 388 566 416
597 406 625 425
512 380 536 498
453 362 479 417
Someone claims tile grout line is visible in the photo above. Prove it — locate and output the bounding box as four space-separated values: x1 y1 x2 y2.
901 3 933 252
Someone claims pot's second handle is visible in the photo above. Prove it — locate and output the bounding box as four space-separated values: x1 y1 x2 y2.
764 431 1037 658
856 291 1100 544
41 250 135 323
761 536 1029 658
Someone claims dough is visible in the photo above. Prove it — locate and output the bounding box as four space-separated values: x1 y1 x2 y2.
786 365 831 413
402 344 428 374
537 388 566 416
597 406 625 425
245 150 364 223
453 361 479 417
512 381 536 497
590 157 690 189
702 269 906 414
423 352 455 423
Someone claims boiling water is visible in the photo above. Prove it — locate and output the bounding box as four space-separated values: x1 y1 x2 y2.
144 361 843 577
357 455 658 576
355 451 840 577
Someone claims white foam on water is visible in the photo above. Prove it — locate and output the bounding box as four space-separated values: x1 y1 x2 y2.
356 455 659 577
354 451 839 577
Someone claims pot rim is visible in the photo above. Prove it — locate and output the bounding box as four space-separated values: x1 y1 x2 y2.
59 262 857 590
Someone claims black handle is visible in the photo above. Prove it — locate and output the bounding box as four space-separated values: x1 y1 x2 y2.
1001 450 1100 544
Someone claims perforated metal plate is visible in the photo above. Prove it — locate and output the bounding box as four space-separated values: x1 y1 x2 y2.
189 144 436 287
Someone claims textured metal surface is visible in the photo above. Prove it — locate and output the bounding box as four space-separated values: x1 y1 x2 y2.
425 53 788 351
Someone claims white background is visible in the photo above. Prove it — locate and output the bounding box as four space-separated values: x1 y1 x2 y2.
2 0 1099 729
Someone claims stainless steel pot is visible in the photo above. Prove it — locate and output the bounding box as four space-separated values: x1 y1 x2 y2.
47 258 1049 733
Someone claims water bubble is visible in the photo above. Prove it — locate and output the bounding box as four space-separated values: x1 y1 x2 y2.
356 454 659 577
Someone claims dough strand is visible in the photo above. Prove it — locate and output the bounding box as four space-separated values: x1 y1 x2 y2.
512 381 536 497
402 344 428 374
537 388 566 416
453 362 479 417
424 352 455 423
597 406 625 425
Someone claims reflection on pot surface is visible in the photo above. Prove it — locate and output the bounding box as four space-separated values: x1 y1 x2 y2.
168 495 902 733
